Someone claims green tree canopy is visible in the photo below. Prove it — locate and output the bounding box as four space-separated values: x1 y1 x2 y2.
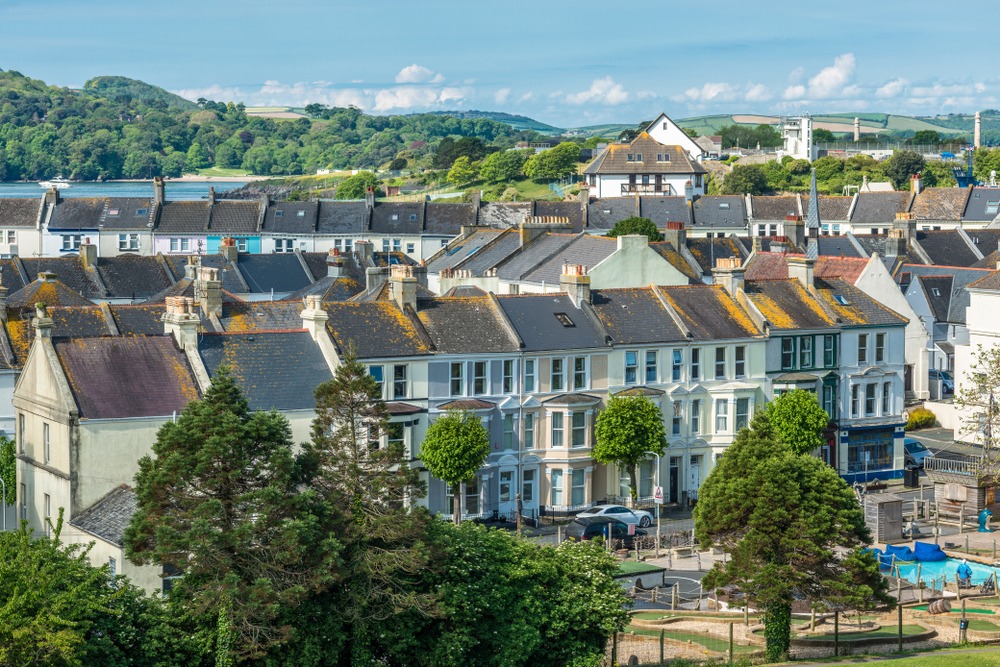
420 411 490 523
885 150 925 189
446 155 477 185
721 164 769 195
954 344 1000 471
594 395 667 503
812 128 837 143
606 216 662 241
478 148 529 183
764 389 830 455
910 130 942 145
694 412 892 661
523 142 581 181
0 435 13 505
335 170 380 200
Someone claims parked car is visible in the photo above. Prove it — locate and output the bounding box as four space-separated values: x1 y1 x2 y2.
576 504 654 527
565 516 647 547
904 437 934 468
929 369 954 394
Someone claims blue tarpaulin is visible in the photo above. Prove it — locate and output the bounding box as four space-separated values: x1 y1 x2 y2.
913 541 948 562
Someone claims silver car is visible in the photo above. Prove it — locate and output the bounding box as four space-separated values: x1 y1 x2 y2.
576 504 653 527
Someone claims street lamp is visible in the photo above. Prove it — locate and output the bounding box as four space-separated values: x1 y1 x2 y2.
648 450 663 558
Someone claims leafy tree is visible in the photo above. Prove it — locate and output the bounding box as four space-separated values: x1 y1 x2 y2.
885 150 925 189
433 136 490 168
184 141 211 171
478 148 529 183
764 389 830 455
523 142 581 181
420 411 490 524
606 216 662 242
683 127 700 138
813 128 836 143
721 163 769 195
910 130 942 146
954 344 1000 472
973 147 1000 184
335 170 380 200
0 435 14 505
388 156 408 171
446 155 477 185
920 159 957 188
125 367 335 662
694 412 892 662
812 155 844 182
594 395 667 504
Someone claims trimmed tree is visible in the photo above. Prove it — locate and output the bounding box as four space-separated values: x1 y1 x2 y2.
694 411 892 662
594 395 667 504
721 164 769 195
420 411 490 524
954 343 1000 481
764 389 830 455
606 216 663 242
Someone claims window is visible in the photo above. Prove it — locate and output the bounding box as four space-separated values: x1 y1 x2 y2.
551 412 565 447
735 346 746 378
875 333 885 363
61 234 81 251
851 384 860 417
296 210 306 218
781 339 795 370
393 239 402 252
523 413 534 449
450 362 464 397
382 239 390 252
169 238 190 252
671 349 682 382
18 413 24 454
645 350 658 383
406 242 415 254
625 351 638 384
672 400 682 436
392 364 407 399
344 239 353 252
822 383 837 419
857 334 868 364
570 411 587 448
551 358 565 392
502 360 514 394
274 210 284 218
691 399 701 434
499 470 513 503
524 359 535 393
635 153 642 161
5 230 14 244
573 356 589 390
386 423 404 451
882 381 891 414
735 398 750 431
656 153 671 162
987 200 1000 215
522 469 535 503
571 468 586 506
847 428 895 473
626 153 635 162
235 238 248 252
43 422 49 464
799 336 813 368
823 335 836 367
44 494 51 536
503 414 515 450
715 399 729 433
714 347 726 379
20 483 26 520
690 348 700 380
473 361 487 395
865 383 876 416
369 365 384 396
118 233 139 251
275 238 294 253
551 469 563 506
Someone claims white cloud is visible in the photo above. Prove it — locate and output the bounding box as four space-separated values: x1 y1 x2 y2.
875 78 908 98
788 66 805 84
394 64 443 84
566 76 629 105
673 81 771 104
494 87 511 104
745 83 772 102
784 53 856 100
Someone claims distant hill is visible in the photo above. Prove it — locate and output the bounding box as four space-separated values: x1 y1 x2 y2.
82 75 197 110
428 110 562 134
673 113 971 138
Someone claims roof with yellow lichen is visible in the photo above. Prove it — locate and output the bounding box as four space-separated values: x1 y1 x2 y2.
324 301 430 359
416 296 519 354
109 304 167 335
656 284 762 340
648 242 701 282
591 287 686 344
584 133 707 175
812 277 908 327
744 280 836 331
8 277 93 309
220 301 304 332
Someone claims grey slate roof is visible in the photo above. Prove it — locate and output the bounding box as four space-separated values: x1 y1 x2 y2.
21 258 104 299
162 255 245 294
324 301 430 359
157 201 210 233
0 198 41 228
283 276 363 302
918 275 953 322
496 294 607 352
691 196 747 228
370 203 423 234
425 202 476 234
639 196 691 226
100 198 154 230
97 256 173 299
657 284 762 340
521 235 617 285
210 200 260 234
852 234 890 258
915 230 979 266
590 288 686 344
109 304 167 335
219 301 306 331
909 187 969 221
849 192 911 226
47 198 105 231
750 195 800 221
900 264 992 324
455 229 522 276
236 254 313 293
817 236 863 258
427 230 505 273
264 201 318 234
316 201 367 234
199 331 332 411
587 198 638 230
70 485 136 547
962 186 1000 223
801 195 853 221
535 201 584 232
478 202 530 228
415 296 520 354
965 229 1000 257
814 277 908 327
494 233 576 281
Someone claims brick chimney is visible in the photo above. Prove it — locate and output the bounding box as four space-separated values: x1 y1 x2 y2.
662 221 686 249
886 228 906 257
354 239 373 265
390 265 418 312
910 172 922 195
787 255 815 289
326 248 345 278
560 263 591 307
79 241 98 270
184 255 200 280
219 236 238 263
44 187 60 207
32 302 53 339
365 186 375 210
0 282 8 322
300 295 329 340
153 176 165 205
196 267 222 317
163 296 199 349
713 256 745 295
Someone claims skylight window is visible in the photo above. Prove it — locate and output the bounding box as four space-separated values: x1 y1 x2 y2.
931 288 941 297
409 214 417 221
275 210 284 217
719 203 730 210
108 209 119 216
296 210 306 217
554 312 576 327
135 208 147 216
391 214 399 220
833 294 851 306
986 201 1000 215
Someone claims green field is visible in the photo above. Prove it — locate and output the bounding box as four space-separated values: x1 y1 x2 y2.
842 651 1000 666
195 167 256 178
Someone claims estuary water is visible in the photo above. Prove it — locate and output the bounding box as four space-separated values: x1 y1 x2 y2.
0 181 248 200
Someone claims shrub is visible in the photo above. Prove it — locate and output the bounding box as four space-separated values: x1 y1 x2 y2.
905 407 936 430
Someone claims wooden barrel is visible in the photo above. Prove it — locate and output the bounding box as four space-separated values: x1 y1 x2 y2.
927 599 952 614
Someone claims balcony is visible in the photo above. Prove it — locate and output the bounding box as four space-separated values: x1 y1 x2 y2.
622 183 671 195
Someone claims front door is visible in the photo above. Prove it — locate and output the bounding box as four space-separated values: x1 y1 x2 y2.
498 469 516 519
688 455 702 501
521 468 537 518
669 457 680 504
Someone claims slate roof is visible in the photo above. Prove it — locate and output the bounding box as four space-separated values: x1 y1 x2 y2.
0 198 40 228
54 336 199 418
639 196 691 226
372 251 418 267
48 307 115 338
209 200 260 234
535 201 584 232
744 251 790 281
108 304 166 335
915 230 979 266
744 280 835 331
264 201 318 234
96 256 172 299
962 187 1000 223
162 255 245 294
236 254 313 293
8 276 93 308
199 331 331 411
967 271 1000 291
750 195 800 221
590 287 685 344
0 258 29 294
584 133 706 175
496 294 607 352
316 201 367 234
814 256 869 284
494 233 576 281
47 198 104 231
901 264 992 323
648 242 701 282
300 252 366 285
909 187 969 221
657 284 762 340
100 198 154 230
917 275 953 322
965 229 1000 258
850 192 912 226
370 203 423 235
587 198 638 230
813 277 908 327
692 196 747 228
424 202 477 234
478 202 530 228
852 234 891 258
415 297 520 354
70 485 136 547
21 258 103 299
156 201 210 233
801 195 853 221
455 229 521 276
219 301 305 332
324 301 430 358
686 237 746 275
427 230 505 273
521 235 617 285
284 276 363 302
817 235 863 258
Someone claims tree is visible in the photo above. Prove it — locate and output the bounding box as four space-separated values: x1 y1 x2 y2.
0 435 14 505
478 148 528 183
954 344 1000 475
606 216 662 242
884 150 925 189
721 164 769 195
125 367 334 662
764 389 830 455
813 128 836 143
420 411 490 524
910 130 942 146
335 170 380 200
302 353 432 663
594 395 667 504
523 142 581 181
694 412 892 662
388 156 408 171
446 155 477 185
184 141 211 171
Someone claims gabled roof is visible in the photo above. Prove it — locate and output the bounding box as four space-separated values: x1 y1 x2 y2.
263 201 318 234
962 186 1000 222
494 233 576 281
70 485 136 547
967 271 1000 291
750 195 800 221
587 198 639 231
99 198 154 230
915 230 979 267
3 305 120 366
199 331 331 411
903 264 992 323
236 254 313 294
744 280 835 331
852 234 893 258
209 200 260 234
0 198 41 228
324 301 430 358
415 297 520 354
424 202 477 234
817 235 863 258
815 255 869 284
316 201 367 234
639 196 691 226
691 196 747 228
801 195 853 222
156 201 210 233
584 133 706 175
850 192 911 225
648 242 701 282
161 255 245 294
219 301 305 332
96 256 173 299
534 201 584 232
427 229 506 274
813 277 908 327
521 235 617 285
686 237 746 275
370 202 423 234
964 229 1000 258
21 257 104 299
744 251 790 280
496 294 606 352
54 335 199 418
909 187 969 221
454 229 521 276
656 284 762 340
108 304 167 335
284 276 363 302
47 198 104 231
917 275 953 322
8 276 93 308
478 202 531 228
590 287 685 344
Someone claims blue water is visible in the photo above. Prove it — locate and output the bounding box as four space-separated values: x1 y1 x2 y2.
0 181 248 200
896 557 999 587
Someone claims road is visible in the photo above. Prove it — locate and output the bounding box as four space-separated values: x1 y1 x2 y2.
908 427 983 460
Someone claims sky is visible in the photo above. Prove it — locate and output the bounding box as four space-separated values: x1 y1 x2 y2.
2 0 998 128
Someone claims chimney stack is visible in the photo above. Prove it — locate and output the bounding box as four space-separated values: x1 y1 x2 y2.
208 187 216 205
219 237 238 263
0 282 7 322
163 296 199 349
854 117 861 142
153 176 165 205
713 256 745 295
910 172 922 195
365 186 375 210
32 302 53 339
662 221 687 249
560 263 591 307
390 265 418 312
300 295 329 341
196 267 222 317
886 228 906 257
44 187 60 207
184 255 200 280
326 248 345 278
785 215 805 249
975 111 983 149
354 239 373 265
79 241 98 270
787 255 815 289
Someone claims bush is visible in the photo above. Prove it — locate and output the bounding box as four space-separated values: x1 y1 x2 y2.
905 407 936 430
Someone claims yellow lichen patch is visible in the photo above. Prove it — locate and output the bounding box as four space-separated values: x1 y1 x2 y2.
163 343 200 402
6 320 31 363
710 286 761 335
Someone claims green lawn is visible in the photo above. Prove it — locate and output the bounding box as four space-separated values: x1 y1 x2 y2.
195 167 255 178
625 626 758 653
795 624 926 641
845 652 1000 667
617 561 663 575
966 618 1000 632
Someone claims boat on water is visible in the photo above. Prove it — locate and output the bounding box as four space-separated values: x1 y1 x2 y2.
39 177 72 189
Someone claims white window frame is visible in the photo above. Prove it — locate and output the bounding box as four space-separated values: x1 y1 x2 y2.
523 413 535 449
691 399 701 435
858 334 868 365
551 412 564 447
551 469 563 506
625 350 638 385
234 238 248 252
450 362 464 397
503 414 515 450
61 234 81 251
502 359 514 394
392 364 407 400
714 347 726 380
875 333 886 363
671 349 682 382
551 358 565 392
524 359 536 393
473 361 488 395
275 238 294 253
5 230 14 245
735 345 746 378
118 233 139 252
715 398 729 433
570 411 587 448
690 348 700 380
369 365 385 397
572 356 589 391
43 422 50 464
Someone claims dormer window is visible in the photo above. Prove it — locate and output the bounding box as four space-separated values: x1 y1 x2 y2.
635 153 642 161
656 153 670 162
931 288 941 297
554 312 575 327
627 154 635 162
987 201 1000 215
